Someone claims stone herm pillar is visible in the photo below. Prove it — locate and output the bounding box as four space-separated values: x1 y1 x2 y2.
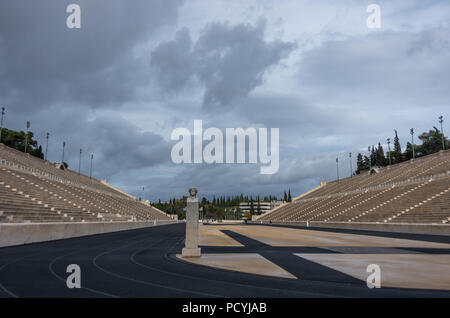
182 187 201 257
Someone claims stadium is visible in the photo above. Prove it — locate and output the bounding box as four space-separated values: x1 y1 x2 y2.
1 0 449 306
0 133 449 298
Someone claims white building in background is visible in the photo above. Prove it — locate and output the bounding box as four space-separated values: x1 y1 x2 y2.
239 201 284 215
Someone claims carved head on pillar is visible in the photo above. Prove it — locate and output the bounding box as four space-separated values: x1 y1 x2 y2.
188 187 198 198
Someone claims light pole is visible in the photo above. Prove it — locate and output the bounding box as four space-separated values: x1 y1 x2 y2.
336 157 340 183
349 152 353 178
142 187 145 201
368 146 372 171
78 148 82 175
410 128 415 159
24 121 30 153
45 132 50 161
61 141 66 163
387 138 392 165
439 116 445 150
89 153 93 179
0 107 5 143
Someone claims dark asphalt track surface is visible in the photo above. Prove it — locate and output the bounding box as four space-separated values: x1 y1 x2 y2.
0 223 449 298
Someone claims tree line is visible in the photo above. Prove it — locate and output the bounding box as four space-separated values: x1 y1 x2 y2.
356 127 448 174
153 190 292 220
1 127 44 159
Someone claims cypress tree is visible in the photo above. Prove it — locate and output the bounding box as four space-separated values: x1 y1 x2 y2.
393 130 403 163
370 145 376 166
356 153 364 174
363 155 370 170
376 142 386 166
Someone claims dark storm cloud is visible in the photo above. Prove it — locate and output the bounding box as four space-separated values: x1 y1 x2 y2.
81 116 171 177
0 0 182 182
151 20 297 109
150 28 195 93
0 0 183 111
37 108 171 179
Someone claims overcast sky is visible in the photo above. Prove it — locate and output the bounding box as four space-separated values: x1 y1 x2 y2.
1 0 449 201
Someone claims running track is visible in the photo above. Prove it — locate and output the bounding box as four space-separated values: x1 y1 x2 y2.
0 223 449 298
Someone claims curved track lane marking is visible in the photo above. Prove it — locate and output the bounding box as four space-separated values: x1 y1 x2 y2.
0 251 47 298
48 251 119 298
0 225 157 298
0 283 17 298
91 230 224 297
47 227 171 298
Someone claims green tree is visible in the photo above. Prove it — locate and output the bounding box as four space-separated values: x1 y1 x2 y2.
417 127 448 155
403 142 417 161
1 128 44 159
370 145 376 167
235 207 241 220
256 197 261 215
356 153 364 174
375 143 386 166
393 130 403 164
356 153 370 174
